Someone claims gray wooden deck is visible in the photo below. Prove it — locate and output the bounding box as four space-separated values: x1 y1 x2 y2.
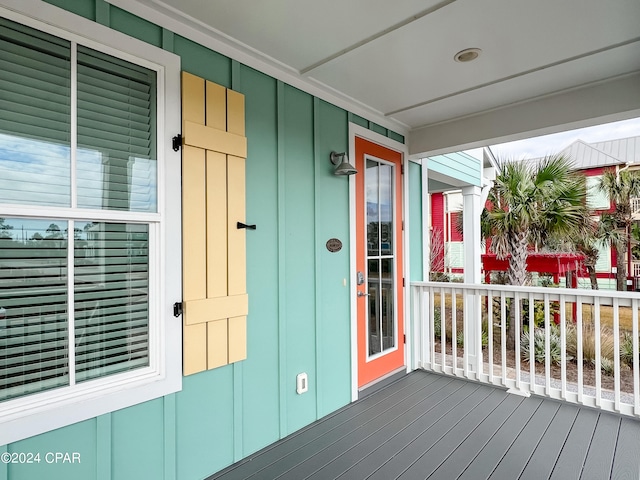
208 371 640 480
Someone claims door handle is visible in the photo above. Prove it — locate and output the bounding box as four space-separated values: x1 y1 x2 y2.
357 291 370 297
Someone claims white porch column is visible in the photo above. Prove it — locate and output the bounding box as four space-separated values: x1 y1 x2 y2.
462 185 482 375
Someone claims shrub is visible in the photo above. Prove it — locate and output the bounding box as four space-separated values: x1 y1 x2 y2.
521 298 560 329
521 328 562 365
433 307 488 349
433 307 442 338
566 324 615 363
429 271 450 282
621 332 637 369
599 356 615 376
433 307 462 342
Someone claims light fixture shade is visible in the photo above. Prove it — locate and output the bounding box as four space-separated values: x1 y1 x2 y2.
330 151 357 176
334 159 358 175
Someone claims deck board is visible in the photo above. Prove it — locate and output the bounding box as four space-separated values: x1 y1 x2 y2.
581 414 621 480
549 408 599 480
519 403 580 480
417 393 524 479
611 418 640 480
208 370 640 480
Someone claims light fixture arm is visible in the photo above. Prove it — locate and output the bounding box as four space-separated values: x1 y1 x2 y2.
330 151 346 165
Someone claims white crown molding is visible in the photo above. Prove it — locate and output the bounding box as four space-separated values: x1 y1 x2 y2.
104 0 410 135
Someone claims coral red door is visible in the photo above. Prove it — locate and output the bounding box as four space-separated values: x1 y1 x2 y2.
355 137 405 388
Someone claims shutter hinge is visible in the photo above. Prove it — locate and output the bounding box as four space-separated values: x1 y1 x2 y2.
173 301 183 317
172 134 183 152
402 278 405 287
403 334 406 344
401 164 405 175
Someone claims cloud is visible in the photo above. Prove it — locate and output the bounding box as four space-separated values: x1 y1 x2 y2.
0 133 158 211
489 117 640 160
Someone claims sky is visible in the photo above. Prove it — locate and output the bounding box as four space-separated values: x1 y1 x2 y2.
488 116 640 160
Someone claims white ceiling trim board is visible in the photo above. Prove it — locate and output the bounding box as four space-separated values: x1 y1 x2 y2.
105 0 410 135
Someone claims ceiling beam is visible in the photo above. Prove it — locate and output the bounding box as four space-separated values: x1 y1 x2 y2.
408 72 640 158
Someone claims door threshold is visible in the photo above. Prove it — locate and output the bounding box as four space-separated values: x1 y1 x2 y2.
358 366 407 399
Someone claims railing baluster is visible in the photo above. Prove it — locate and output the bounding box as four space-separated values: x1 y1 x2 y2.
613 297 621 412
452 288 457 375
595 297 601 407
577 295 584 404
560 294 567 400
415 287 423 368
501 291 506 385
420 287 427 368
440 286 445 371
488 291 494 384
529 292 535 395
544 293 551 396
633 299 639 416
476 290 483 378
430 288 435 370
515 291 521 391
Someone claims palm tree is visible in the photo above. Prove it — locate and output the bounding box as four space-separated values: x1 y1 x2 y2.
597 169 640 291
484 155 589 347
570 215 602 290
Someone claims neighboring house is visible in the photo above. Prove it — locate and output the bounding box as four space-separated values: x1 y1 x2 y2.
0 1 637 480
425 151 481 278
428 136 640 289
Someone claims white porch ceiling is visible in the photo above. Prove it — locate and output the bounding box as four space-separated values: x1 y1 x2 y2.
112 0 640 155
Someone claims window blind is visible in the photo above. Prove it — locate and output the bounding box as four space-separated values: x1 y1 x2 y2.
0 18 71 207
76 46 157 212
74 222 149 382
0 220 69 402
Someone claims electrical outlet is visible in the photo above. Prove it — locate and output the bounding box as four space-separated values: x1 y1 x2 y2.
296 373 308 394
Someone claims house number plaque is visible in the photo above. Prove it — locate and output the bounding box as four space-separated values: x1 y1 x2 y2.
326 238 342 253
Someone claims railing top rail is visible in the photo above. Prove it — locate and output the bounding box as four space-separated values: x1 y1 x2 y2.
410 281 640 300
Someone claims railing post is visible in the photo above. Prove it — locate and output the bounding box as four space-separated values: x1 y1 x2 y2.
462 186 482 376
412 285 430 370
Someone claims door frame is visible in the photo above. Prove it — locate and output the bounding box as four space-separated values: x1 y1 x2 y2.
348 123 411 401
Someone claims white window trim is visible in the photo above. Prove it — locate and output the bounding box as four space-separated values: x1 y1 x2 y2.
0 1 182 446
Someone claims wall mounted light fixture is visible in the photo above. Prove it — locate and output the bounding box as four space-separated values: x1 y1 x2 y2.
330 151 357 176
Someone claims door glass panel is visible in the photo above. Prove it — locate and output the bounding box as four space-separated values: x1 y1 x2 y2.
379 163 393 255
365 157 396 358
368 258 380 355
380 258 395 350
366 159 379 256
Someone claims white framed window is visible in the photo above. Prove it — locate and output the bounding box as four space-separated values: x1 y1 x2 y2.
444 191 463 213
586 175 610 210
0 3 181 445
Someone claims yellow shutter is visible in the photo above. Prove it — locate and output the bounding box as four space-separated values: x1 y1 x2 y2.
181 72 248 376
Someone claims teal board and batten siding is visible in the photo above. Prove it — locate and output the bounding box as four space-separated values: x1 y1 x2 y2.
428 151 482 187
409 161 425 282
0 1 405 479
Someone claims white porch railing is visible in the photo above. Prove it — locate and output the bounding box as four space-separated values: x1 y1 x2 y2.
411 281 640 417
